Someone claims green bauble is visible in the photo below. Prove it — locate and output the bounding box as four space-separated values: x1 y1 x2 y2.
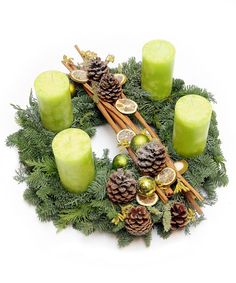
130 134 149 152
112 154 129 169
138 176 156 197
69 81 77 97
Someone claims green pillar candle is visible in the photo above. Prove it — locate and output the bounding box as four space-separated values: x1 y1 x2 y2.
141 39 175 100
52 128 95 193
173 95 212 157
34 70 73 132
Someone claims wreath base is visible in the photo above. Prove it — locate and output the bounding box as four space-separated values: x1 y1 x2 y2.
6 58 228 247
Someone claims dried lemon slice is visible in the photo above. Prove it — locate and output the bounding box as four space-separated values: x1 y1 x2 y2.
155 167 177 186
174 160 189 174
136 193 159 207
70 70 88 84
116 129 135 144
114 73 127 85
115 98 138 114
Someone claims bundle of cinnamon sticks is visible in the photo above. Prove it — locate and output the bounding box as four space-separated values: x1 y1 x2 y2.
61 45 204 215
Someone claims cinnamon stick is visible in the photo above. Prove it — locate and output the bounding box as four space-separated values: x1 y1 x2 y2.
62 54 203 207
107 110 127 129
156 186 168 203
100 100 139 134
185 191 203 215
74 45 84 59
164 187 174 198
82 84 139 133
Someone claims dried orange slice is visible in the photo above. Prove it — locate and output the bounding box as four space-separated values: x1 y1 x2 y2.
116 129 135 144
136 193 159 207
115 98 138 114
70 70 88 84
114 73 127 85
155 167 177 186
174 160 188 174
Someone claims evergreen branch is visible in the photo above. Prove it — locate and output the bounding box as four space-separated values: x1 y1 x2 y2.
162 204 171 232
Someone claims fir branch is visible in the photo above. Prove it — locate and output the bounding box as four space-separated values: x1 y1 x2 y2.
143 231 152 247
25 157 57 176
55 205 90 230
116 230 135 248
162 204 171 232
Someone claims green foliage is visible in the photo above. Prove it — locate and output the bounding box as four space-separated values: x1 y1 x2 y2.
162 204 172 232
116 230 135 248
143 231 152 247
6 58 228 247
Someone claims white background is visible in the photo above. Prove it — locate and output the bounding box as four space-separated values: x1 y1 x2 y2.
0 0 236 282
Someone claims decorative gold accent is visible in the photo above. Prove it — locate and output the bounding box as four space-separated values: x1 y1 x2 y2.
80 50 98 61
111 204 133 225
174 180 190 194
187 208 196 222
105 54 115 63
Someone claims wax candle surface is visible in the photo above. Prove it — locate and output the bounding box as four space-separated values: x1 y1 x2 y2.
52 128 95 193
141 40 175 100
173 95 212 157
34 71 73 132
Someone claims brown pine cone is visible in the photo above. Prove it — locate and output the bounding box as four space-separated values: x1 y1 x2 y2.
171 202 188 230
106 169 137 204
87 57 108 81
98 73 122 103
125 206 153 236
136 141 166 176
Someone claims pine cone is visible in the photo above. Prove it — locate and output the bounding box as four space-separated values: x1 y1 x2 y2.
125 206 153 236
98 73 122 103
170 202 188 230
136 141 166 176
106 169 137 204
87 57 108 81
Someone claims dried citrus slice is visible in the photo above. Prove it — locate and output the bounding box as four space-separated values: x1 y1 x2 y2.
114 73 127 85
116 129 135 144
70 69 88 84
136 193 159 207
155 167 177 186
115 98 138 114
174 160 189 175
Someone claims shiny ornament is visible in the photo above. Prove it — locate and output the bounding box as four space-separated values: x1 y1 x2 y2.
138 176 156 197
130 134 149 152
112 154 129 169
69 81 77 97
